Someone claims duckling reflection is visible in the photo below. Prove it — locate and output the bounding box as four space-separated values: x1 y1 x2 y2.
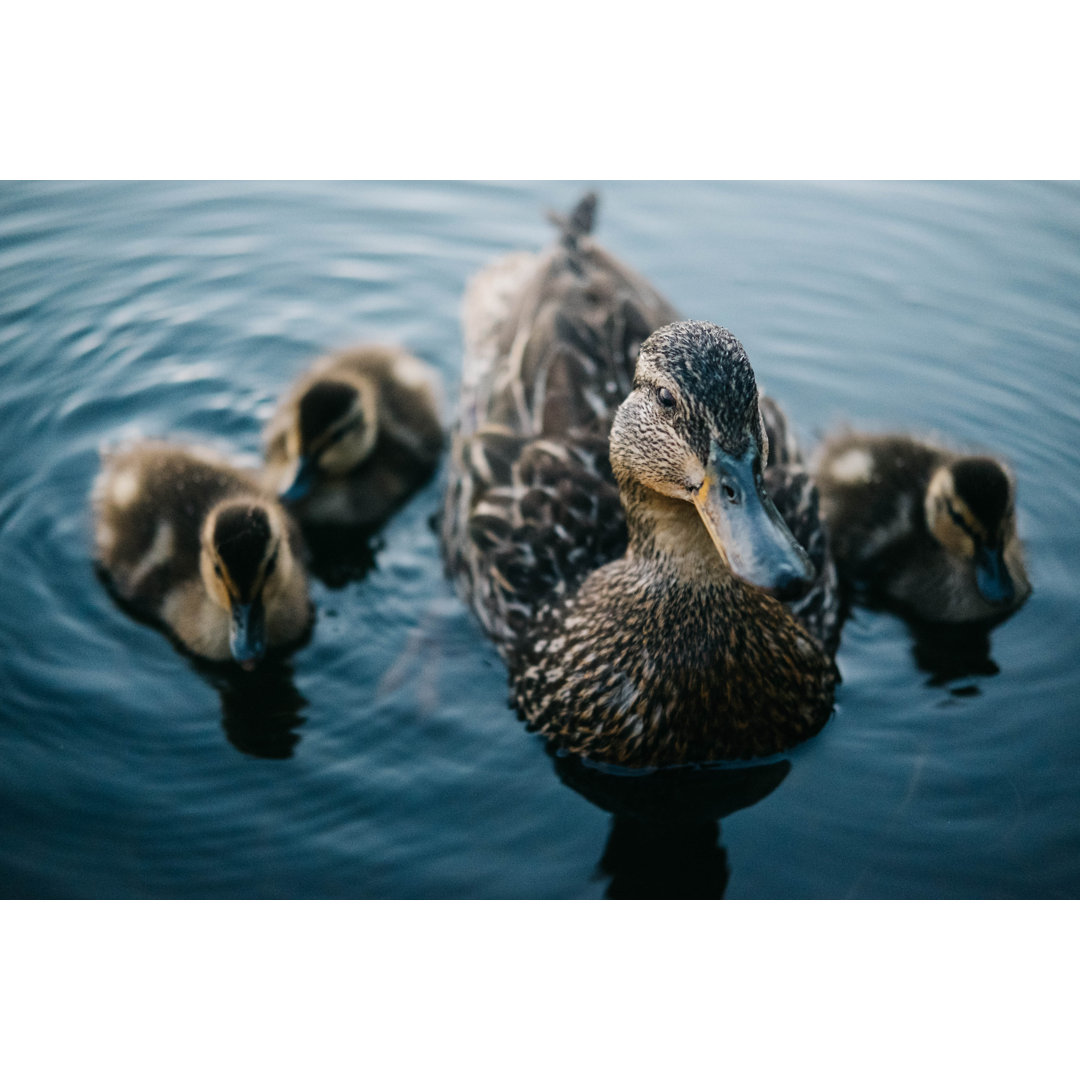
553 752 790 899
196 657 308 759
907 617 1000 691
297 522 381 590
263 344 443 587
96 566 312 757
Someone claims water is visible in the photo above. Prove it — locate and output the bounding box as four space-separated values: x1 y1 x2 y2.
1 180 1077 898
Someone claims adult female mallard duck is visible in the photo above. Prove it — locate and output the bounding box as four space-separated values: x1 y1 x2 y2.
93 441 313 669
442 194 839 768
263 344 443 528
814 432 1031 623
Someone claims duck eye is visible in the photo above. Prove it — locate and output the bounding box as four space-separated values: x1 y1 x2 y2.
656 386 676 409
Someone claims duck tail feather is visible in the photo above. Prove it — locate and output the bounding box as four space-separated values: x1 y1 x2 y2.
546 191 598 249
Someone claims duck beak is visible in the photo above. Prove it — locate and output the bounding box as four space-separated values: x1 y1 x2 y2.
975 544 1015 605
694 442 814 599
229 598 267 670
279 456 317 503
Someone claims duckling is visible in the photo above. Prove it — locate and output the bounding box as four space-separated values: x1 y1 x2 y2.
442 195 839 768
814 432 1031 623
263 345 443 528
93 441 313 668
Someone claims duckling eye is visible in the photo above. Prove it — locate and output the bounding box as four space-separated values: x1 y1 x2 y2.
656 386 676 409
265 552 278 576
213 563 224 579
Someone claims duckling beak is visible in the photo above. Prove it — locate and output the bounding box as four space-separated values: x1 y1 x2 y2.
279 456 317 503
974 544 1015 606
694 443 815 599
229 598 267 670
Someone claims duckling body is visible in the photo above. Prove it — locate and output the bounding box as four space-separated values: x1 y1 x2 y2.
93 441 313 667
442 195 838 768
814 432 1031 623
263 345 443 528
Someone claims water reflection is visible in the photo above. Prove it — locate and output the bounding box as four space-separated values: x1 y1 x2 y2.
198 659 308 759
907 618 1000 690
299 522 381 589
97 567 309 757
553 752 790 899
599 818 731 899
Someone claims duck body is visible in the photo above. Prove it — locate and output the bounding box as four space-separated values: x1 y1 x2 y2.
443 195 838 768
814 432 1031 624
93 441 313 667
263 345 443 528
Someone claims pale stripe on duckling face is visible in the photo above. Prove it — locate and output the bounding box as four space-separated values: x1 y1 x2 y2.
95 521 116 559
108 468 140 509
128 521 175 591
161 581 232 662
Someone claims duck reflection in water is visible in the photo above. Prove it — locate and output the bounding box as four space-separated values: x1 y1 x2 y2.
297 521 381 590
96 568 311 759
907 616 1000 693
553 752 791 899
195 657 308 759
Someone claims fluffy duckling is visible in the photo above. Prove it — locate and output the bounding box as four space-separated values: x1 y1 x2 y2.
93 441 313 668
814 432 1031 623
263 345 443 527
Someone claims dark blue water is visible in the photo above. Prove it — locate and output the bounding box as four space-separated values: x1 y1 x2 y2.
1 181 1077 898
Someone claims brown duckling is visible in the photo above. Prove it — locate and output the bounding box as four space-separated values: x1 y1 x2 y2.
263 345 443 528
814 432 1031 623
93 441 313 668
442 195 838 768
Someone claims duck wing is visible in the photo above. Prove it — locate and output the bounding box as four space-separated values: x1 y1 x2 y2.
444 194 840 657
443 194 679 648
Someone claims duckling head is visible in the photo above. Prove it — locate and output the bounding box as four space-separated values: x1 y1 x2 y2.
279 376 378 502
610 320 813 598
200 499 295 669
926 457 1027 607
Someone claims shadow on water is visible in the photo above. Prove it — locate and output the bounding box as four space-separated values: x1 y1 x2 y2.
195 659 308 759
842 586 1008 694
552 752 791 899
96 566 309 758
299 522 382 590
907 619 1000 691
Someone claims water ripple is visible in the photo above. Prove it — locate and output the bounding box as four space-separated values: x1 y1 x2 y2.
1 181 1079 897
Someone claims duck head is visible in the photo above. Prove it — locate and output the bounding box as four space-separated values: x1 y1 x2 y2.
278 376 378 502
610 320 813 598
926 456 1031 609
201 499 295 669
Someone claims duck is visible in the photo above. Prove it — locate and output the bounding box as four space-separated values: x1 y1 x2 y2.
441 193 840 769
262 344 444 528
93 441 313 669
814 431 1032 624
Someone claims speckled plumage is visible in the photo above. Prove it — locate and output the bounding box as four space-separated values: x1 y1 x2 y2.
442 195 839 768
815 431 1031 624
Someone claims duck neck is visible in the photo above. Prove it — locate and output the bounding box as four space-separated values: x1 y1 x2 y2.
620 478 730 584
